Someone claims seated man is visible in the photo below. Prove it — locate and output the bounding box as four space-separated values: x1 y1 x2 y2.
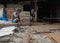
12 9 21 23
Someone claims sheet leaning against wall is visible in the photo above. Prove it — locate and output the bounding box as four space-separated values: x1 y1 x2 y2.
0 8 3 17
0 5 4 17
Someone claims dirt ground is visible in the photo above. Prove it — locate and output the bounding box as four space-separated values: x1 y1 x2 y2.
0 22 60 43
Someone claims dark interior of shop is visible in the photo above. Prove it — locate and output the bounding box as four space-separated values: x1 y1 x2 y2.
37 0 60 23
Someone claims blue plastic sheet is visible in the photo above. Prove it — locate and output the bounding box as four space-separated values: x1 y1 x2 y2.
0 17 8 21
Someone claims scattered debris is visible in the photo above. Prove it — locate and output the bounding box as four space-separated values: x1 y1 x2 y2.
0 26 52 43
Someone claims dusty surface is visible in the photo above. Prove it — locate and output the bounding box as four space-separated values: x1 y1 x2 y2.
0 23 60 43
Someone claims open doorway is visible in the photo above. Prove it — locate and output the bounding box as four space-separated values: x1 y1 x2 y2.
37 1 49 22
23 4 31 11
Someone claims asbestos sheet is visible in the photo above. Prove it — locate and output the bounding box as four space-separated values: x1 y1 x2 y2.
0 20 12 24
0 26 17 37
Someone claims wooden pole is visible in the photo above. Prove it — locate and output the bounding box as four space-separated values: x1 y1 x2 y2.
34 0 38 22
22 31 30 43
45 33 58 43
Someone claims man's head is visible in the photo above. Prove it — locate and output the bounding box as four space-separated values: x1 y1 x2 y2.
16 9 21 13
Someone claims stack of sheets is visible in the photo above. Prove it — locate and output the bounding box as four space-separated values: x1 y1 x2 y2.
20 11 30 25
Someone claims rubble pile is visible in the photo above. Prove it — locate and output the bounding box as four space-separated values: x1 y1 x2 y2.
11 26 52 43
0 26 52 43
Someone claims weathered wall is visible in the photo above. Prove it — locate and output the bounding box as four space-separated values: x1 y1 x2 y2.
7 4 23 10
6 4 23 18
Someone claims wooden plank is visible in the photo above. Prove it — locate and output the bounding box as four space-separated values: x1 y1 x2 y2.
0 23 18 26
22 31 30 43
45 33 57 43
45 32 60 43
